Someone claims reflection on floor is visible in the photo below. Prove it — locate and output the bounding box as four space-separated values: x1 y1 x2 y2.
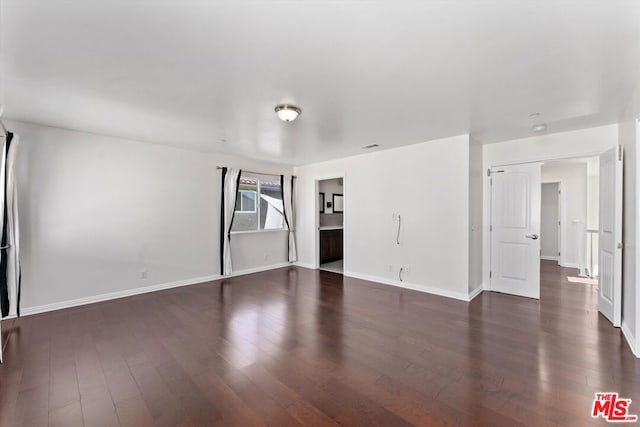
567 276 599 285
320 259 343 273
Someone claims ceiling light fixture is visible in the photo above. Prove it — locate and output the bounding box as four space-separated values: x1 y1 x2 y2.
275 104 302 122
532 123 547 133
528 113 547 133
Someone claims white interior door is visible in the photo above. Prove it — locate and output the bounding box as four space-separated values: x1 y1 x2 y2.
490 163 541 299
598 145 623 326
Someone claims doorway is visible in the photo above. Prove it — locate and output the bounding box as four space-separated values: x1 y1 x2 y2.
540 182 561 264
317 177 344 273
541 157 599 276
489 149 621 327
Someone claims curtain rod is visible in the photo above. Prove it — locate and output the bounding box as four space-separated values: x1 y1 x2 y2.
216 166 296 178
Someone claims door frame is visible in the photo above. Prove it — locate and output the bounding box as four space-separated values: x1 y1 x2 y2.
314 175 346 270
635 119 640 357
485 150 604 294
540 180 564 266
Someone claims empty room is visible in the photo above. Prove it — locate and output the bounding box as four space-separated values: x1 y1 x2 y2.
1 1 640 426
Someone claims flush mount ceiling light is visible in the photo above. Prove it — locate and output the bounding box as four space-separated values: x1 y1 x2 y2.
529 112 547 133
275 104 302 122
532 123 547 133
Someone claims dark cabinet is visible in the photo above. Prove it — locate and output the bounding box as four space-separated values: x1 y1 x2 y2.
320 229 343 264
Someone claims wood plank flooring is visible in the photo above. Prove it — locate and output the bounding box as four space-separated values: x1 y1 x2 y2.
1 261 638 426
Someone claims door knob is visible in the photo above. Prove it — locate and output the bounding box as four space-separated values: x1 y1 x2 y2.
525 234 539 240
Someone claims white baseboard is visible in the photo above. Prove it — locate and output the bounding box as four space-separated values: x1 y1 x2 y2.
468 286 484 302
343 270 473 302
225 262 292 278
622 321 639 358
560 262 580 269
293 261 317 270
540 256 559 261
20 262 292 317
17 262 485 318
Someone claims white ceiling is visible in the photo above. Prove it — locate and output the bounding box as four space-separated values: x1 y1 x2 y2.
1 1 639 165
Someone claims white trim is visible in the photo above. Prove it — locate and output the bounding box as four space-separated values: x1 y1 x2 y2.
18 262 292 317
224 262 292 277
468 286 484 301
230 228 288 235
560 262 580 269
294 265 483 303
540 256 559 261
344 270 472 302
636 119 640 360
622 321 639 358
294 261 317 270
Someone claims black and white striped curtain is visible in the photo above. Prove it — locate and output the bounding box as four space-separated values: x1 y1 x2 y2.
0 131 21 319
281 175 297 262
220 167 241 275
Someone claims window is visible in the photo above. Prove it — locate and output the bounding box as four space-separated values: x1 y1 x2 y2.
236 190 256 213
231 173 285 232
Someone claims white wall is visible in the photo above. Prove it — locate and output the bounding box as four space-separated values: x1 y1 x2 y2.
483 124 618 289
619 119 639 345
468 139 483 293
540 183 559 260
295 134 473 300
541 162 587 268
483 125 617 167
8 120 292 312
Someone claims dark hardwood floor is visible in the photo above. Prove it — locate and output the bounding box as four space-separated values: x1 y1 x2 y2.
1 261 638 426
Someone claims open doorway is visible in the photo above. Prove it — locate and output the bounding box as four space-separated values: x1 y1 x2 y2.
490 153 615 310
538 158 602 321
490 157 600 296
317 178 344 273
540 157 599 280
540 182 561 264
489 151 622 324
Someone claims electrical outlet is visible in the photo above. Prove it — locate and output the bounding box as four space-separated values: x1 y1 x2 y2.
392 213 398 221
139 269 147 279
388 264 394 272
402 266 409 274
264 253 269 261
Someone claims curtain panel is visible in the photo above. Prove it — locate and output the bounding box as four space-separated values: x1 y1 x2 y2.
0 131 21 319
220 167 241 275
281 175 297 262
